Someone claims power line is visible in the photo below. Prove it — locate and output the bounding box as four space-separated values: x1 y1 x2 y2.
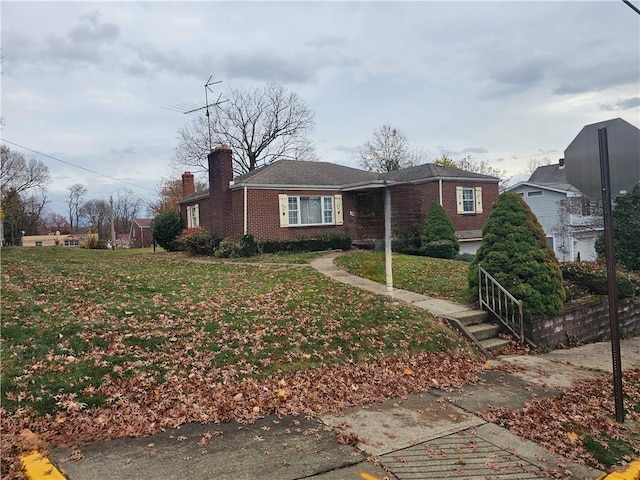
622 0 640 15
1 139 158 193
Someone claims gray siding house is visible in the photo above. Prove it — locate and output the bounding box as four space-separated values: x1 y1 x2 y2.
506 159 602 262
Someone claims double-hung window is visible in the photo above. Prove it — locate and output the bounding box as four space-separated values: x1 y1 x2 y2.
456 186 483 214
279 194 343 227
186 205 200 228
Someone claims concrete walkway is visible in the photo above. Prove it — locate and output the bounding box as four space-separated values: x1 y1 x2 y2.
310 251 474 318
48 252 640 480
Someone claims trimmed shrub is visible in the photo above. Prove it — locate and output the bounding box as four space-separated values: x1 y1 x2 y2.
214 235 259 258
178 227 220 256
456 252 475 263
151 210 182 252
423 239 458 259
469 193 565 316
392 225 422 255
259 235 351 254
561 261 637 298
422 202 459 259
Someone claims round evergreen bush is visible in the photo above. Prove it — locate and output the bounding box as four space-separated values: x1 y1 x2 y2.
421 201 459 259
469 193 565 316
151 210 183 252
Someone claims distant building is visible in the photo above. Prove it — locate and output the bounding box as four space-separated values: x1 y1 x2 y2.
21 232 96 248
129 218 153 248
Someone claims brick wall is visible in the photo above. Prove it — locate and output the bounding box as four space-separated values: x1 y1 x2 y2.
525 296 640 348
208 146 234 237
237 188 350 241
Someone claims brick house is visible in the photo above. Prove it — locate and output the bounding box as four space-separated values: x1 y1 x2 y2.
178 145 500 253
129 218 153 248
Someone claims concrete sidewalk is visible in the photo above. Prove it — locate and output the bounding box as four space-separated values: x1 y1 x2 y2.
48 252 639 480
52 337 640 479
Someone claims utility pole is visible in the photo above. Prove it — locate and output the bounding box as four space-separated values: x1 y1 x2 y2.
110 195 116 250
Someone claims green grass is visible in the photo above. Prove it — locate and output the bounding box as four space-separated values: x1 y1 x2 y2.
583 434 638 468
335 250 471 304
1 246 466 417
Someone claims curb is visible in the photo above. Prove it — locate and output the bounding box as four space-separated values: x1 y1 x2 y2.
20 452 66 480
595 461 640 480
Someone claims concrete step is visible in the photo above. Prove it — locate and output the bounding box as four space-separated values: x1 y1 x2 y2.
480 337 512 351
467 323 502 342
450 309 490 327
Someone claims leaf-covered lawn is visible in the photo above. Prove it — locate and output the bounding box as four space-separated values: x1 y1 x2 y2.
1 247 480 479
481 370 640 471
335 251 471 304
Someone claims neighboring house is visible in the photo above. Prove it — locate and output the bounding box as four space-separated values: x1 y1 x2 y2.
506 159 603 262
22 232 94 247
116 233 130 249
129 218 153 248
178 145 500 254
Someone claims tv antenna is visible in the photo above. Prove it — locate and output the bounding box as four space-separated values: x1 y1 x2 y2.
162 75 227 150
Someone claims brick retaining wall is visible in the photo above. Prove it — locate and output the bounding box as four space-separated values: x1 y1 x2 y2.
525 296 640 349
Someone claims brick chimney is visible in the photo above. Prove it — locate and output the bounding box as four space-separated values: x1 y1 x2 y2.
182 171 195 198
208 144 234 237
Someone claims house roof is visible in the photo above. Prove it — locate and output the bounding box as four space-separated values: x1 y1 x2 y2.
179 159 501 203
132 218 153 228
380 163 499 183
233 160 376 187
527 164 578 192
505 181 576 195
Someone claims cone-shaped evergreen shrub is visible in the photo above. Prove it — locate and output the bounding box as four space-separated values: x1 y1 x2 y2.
422 202 459 259
468 193 565 316
151 210 183 251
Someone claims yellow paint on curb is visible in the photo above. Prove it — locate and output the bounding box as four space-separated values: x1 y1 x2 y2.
595 460 640 480
359 473 382 480
20 452 66 480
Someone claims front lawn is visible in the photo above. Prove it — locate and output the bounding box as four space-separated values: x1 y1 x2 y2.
1 247 479 478
335 250 471 304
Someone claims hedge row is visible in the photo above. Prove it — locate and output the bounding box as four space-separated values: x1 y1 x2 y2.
177 228 351 257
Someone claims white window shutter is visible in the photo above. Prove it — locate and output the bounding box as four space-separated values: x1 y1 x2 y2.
475 187 483 213
456 187 464 214
334 194 343 225
278 194 289 227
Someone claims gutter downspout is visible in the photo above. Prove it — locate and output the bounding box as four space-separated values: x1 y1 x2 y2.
438 179 443 206
243 186 248 235
384 183 394 299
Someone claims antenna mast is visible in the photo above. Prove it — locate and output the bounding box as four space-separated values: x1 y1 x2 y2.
162 76 227 151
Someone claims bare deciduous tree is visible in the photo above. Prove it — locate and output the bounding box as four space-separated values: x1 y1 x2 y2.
22 192 49 235
67 184 87 233
1 145 51 195
527 157 551 174
358 125 423 173
81 199 110 239
173 83 316 175
113 188 143 233
435 154 508 189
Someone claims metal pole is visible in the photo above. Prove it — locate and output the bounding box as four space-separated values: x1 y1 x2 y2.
598 127 625 423
384 184 393 299
110 195 117 251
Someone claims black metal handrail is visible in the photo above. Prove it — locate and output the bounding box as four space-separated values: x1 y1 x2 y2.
478 266 525 343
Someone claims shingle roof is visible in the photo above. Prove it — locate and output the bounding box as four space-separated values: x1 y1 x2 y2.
233 160 376 187
179 159 500 202
380 163 499 182
528 165 578 192
133 218 153 228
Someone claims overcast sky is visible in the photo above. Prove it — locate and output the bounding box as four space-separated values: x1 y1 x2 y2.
2 1 639 217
